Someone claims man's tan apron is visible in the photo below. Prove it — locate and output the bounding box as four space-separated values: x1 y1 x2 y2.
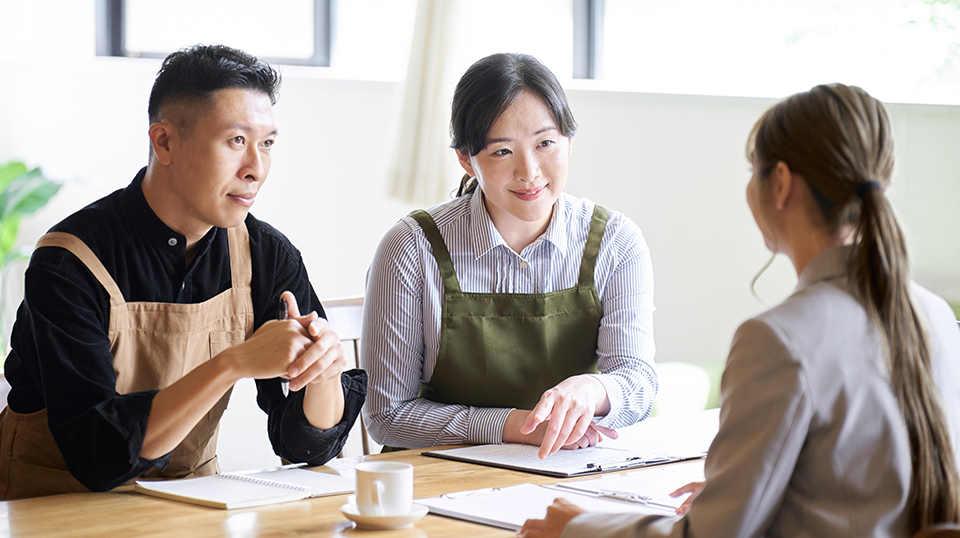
0 225 254 499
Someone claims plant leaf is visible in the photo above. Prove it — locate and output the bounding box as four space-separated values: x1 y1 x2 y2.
0 162 28 193
0 215 20 265
1 168 61 219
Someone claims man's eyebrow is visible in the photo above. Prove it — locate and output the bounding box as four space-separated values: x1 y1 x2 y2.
229 124 279 136
485 126 558 145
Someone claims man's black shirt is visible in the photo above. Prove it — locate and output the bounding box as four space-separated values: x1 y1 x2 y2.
4 168 365 491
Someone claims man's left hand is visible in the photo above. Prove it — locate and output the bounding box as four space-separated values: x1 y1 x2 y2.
280 291 347 391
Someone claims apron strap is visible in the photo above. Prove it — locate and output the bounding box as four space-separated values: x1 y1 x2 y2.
579 205 610 288
408 210 462 293
226 224 252 289
35 232 125 307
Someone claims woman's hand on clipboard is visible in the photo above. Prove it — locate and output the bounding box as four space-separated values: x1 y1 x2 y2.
517 498 586 538
503 375 618 459
670 481 705 515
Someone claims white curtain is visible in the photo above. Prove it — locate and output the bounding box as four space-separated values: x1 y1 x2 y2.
387 0 464 205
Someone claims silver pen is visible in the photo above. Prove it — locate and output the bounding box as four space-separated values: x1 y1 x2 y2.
279 297 290 397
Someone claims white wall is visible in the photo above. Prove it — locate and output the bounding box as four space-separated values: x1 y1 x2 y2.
4 60 958 360
563 88 960 363
4 61 958 365
2 27 959 466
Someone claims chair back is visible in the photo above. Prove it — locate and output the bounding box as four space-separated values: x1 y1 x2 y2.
324 297 364 344
913 523 960 538
322 297 371 456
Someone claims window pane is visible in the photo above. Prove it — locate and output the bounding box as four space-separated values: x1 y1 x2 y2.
333 0 418 79
453 0 574 80
603 0 960 105
124 0 315 60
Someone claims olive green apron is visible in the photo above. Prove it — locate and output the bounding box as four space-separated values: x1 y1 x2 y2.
0 225 254 499
415 204 609 410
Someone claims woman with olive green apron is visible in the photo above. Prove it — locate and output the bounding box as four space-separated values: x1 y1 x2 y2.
0 225 253 499
411 206 609 411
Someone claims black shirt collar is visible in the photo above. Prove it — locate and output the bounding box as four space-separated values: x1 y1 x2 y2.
118 167 219 264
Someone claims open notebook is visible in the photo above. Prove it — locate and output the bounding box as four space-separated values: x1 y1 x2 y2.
135 467 354 509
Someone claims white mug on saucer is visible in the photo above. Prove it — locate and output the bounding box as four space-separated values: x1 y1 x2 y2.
355 461 413 517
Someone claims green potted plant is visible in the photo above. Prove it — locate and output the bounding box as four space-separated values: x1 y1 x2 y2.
0 162 62 353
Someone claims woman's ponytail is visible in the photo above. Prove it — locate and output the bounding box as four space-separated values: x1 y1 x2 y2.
457 174 479 197
751 83 960 530
853 185 960 528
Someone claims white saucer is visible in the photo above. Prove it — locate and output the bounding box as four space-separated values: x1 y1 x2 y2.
339 502 429 530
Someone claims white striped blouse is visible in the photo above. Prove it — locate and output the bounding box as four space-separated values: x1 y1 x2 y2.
361 191 657 448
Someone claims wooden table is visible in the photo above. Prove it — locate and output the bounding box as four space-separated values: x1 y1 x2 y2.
0 448 560 538
0 411 718 537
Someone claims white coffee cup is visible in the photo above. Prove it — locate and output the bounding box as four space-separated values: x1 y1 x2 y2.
355 461 413 517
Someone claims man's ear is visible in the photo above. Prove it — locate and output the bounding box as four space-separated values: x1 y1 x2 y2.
456 149 476 178
148 121 175 166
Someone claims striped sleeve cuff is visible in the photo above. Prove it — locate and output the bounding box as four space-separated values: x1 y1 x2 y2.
592 373 625 429
466 407 514 445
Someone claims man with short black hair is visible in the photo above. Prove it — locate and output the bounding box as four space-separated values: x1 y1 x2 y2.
0 44 366 499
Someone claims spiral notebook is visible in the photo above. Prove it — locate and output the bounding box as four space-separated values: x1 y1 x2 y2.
134 466 354 509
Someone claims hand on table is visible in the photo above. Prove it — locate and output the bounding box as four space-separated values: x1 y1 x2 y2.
517 498 585 538
519 375 615 459
670 480 705 515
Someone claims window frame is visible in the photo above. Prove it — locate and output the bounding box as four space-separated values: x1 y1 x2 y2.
95 0 332 66
572 0 604 79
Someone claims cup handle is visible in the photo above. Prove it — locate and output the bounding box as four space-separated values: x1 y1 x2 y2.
372 480 386 516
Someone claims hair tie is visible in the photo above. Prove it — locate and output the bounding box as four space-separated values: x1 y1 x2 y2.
855 181 882 199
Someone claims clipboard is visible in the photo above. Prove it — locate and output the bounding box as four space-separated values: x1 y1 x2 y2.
417 461 705 531
423 443 704 477
417 482 675 531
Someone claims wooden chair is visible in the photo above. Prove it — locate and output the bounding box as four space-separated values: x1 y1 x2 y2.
322 297 373 456
914 523 960 538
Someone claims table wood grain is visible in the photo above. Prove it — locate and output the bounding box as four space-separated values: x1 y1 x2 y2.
0 448 560 537
0 411 718 537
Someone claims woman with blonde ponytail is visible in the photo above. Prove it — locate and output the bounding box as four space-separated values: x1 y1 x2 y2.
520 84 960 538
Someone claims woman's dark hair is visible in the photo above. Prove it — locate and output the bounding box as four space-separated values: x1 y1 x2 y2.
450 53 577 196
147 44 281 127
749 83 960 530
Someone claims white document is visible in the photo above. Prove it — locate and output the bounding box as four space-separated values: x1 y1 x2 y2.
425 443 678 477
418 482 674 531
424 408 718 477
135 468 354 509
555 460 706 511
605 408 719 457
